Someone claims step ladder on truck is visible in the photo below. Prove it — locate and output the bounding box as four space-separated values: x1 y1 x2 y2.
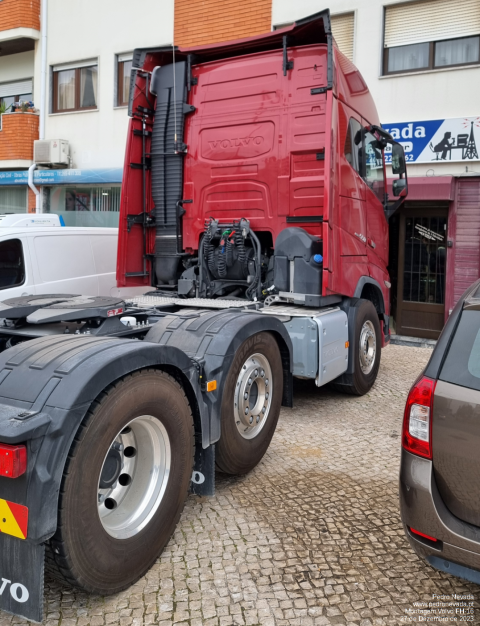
0 10 408 622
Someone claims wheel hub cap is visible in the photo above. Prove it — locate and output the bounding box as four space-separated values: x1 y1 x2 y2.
234 353 272 439
359 320 376 375
97 415 171 539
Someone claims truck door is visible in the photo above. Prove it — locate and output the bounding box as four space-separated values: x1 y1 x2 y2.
362 123 388 270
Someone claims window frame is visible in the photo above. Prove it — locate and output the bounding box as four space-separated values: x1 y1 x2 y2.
383 34 480 76
344 117 387 206
52 64 98 113
0 238 26 291
116 56 133 108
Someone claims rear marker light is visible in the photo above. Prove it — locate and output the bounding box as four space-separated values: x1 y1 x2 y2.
410 527 438 543
402 376 436 459
206 380 217 392
0 444 27 478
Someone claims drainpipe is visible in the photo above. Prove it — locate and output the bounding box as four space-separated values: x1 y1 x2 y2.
32 0 47 214
39 0 47 141
28 163 40 213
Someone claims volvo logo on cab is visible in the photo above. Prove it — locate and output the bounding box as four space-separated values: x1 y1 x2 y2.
208 136 264 149
0 578 29 603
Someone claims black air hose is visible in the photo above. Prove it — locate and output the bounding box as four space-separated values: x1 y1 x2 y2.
217 249 227 278
226 236 234 267
235 229 246 263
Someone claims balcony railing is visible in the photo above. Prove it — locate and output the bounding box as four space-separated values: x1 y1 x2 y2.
0 111 39 163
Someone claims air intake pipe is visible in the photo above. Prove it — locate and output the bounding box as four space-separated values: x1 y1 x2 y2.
150 62 188 284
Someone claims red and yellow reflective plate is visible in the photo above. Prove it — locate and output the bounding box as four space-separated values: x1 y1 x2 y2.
0 498 28 539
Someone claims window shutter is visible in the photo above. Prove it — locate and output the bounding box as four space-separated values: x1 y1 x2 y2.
385 0 480 48
53 59 97 72
331 12 355 60
0 80 33 98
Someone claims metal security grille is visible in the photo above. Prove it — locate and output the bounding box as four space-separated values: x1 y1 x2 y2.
403 216 447 304
385 0 480 48
331 12 355 61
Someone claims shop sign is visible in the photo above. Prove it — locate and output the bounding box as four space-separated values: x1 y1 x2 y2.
383 117 480 164
0 168 123 186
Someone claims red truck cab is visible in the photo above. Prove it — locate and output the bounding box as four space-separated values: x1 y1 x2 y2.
117 9 407 357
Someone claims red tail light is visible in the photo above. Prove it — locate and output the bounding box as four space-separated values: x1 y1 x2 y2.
0 444 27 478
402 376 436 459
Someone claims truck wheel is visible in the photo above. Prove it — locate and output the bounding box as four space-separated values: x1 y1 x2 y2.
46 369 194 595
216 332 283 475
331 299 381 396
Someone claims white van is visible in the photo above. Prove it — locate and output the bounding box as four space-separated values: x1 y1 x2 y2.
0 214 146 299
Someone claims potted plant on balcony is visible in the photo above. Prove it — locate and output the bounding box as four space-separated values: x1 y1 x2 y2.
12 100 36 113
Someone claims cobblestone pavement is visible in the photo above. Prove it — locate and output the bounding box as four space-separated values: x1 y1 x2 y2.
2 344 479 626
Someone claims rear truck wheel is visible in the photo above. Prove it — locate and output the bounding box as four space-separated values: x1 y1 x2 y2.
331 299 381 396
216 332 283 475
46 369 194 594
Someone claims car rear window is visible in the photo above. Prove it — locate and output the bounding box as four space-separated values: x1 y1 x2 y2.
440 310 480 391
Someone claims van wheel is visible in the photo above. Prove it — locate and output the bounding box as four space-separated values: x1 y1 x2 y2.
216 332 283 475
331 299 381 396
46 369 194 594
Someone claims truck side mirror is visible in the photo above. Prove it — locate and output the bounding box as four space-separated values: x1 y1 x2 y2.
392 178 407 197
391 142 406 175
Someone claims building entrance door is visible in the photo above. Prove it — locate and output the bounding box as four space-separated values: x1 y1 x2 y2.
395 208 448 339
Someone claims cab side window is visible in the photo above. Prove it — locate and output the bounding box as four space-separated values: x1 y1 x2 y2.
344 117 363 174
345 118 386 205
363 130 386 204
0 239 25 289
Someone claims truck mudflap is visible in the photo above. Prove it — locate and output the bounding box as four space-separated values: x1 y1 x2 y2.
0 535 44 622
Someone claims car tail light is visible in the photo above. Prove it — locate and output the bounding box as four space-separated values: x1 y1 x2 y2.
0 444 27 478
402 376 436 459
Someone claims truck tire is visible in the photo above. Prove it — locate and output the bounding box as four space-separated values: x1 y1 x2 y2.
46 369 194 595
216 332 283 475
331 299 381 396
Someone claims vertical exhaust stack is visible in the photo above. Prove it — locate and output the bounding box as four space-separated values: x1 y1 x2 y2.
150 62 188 285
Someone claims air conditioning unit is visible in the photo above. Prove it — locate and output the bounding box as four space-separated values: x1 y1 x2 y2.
34 139 70 166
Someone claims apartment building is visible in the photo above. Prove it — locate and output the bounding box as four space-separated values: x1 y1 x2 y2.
0 0 479 338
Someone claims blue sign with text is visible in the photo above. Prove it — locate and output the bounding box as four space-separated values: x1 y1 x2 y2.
383 117 480 164
0 167 123 186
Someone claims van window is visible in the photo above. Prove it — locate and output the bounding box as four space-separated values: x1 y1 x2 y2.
440 310 480 392
0 239 25 290
33 235 96 282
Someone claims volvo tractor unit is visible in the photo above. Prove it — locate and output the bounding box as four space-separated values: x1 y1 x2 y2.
0 11 407 622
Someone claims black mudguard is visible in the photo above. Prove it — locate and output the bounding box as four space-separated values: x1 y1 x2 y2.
0 335 209 543
144 307 294 442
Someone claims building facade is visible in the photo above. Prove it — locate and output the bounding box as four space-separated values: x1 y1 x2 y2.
0 0 479 337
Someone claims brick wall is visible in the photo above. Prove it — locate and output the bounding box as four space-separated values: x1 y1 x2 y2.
28 188 37 213
0 113 39 161
0 0 40 31
175 0 271 47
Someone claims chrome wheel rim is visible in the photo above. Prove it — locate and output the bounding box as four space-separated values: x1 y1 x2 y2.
234 353 272 440
97 415 171 539
359 320 376 375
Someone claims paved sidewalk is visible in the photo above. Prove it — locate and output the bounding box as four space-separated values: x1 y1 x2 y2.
2 344 478 626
